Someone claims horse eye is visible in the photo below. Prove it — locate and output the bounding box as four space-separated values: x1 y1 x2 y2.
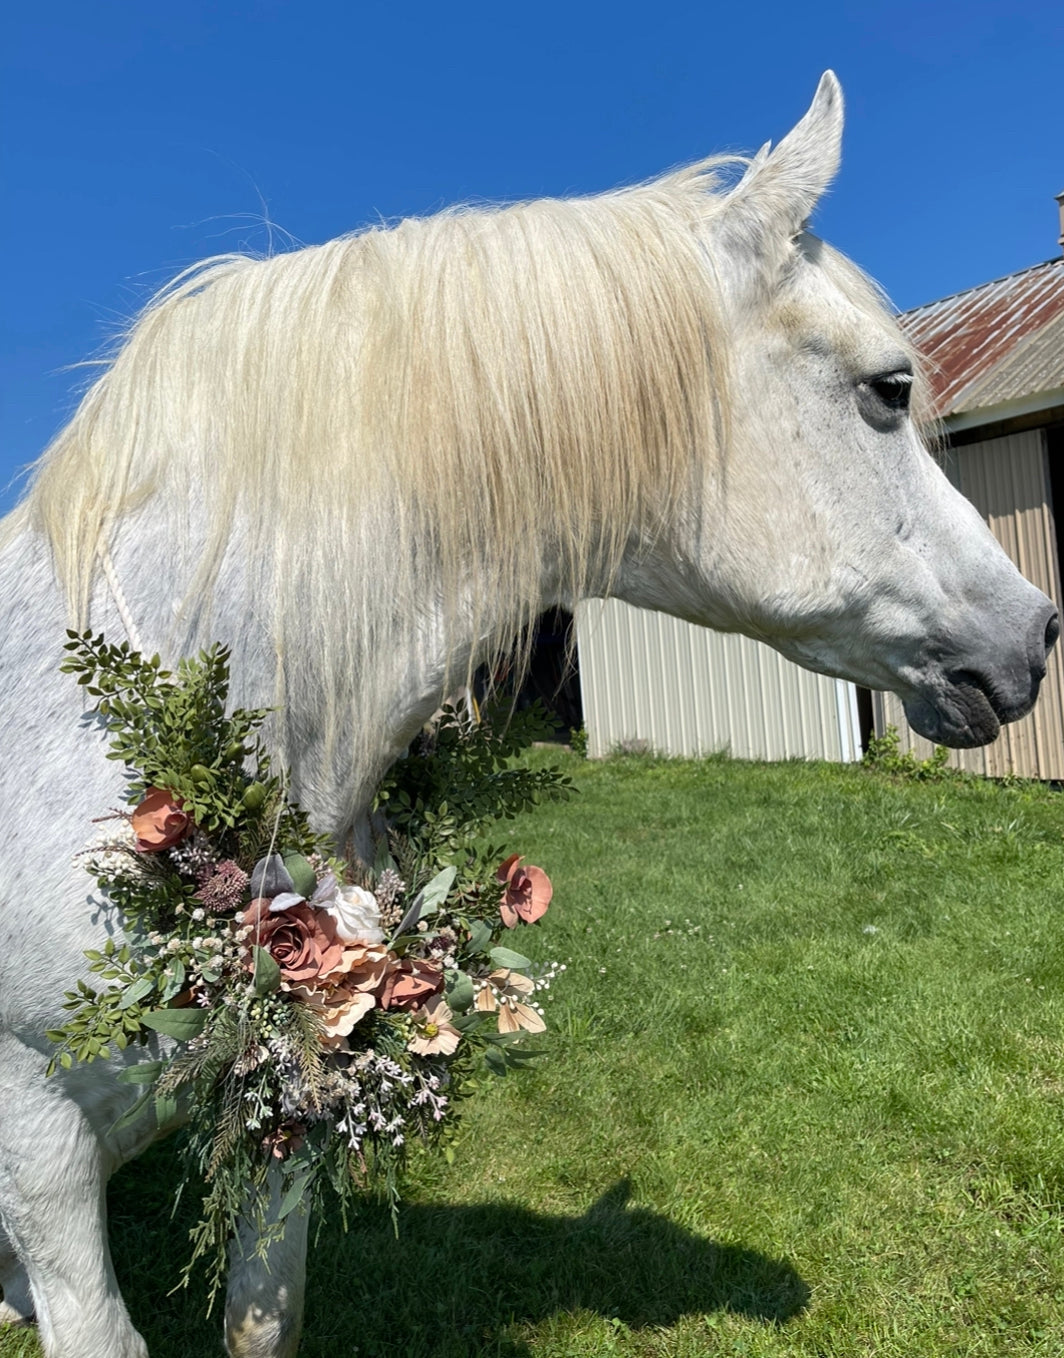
868 373 913 411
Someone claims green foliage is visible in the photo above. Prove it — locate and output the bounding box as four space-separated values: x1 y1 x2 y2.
378 699 573 845
60 630 322 854
569 724 589 757
15 752 1064 1358
375 699 574 910
862 725 954 780
45 936 154 1072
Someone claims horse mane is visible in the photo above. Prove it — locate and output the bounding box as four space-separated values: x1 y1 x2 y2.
5 155 930 775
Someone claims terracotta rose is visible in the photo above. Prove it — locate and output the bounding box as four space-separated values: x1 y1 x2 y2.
377 957 445 1011
497 854 552 928
131 787 190 852
241 899 344 984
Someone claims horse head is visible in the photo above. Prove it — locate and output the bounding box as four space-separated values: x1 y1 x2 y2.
614 72 1058 748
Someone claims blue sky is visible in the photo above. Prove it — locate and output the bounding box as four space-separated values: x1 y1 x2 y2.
2 1 1061 512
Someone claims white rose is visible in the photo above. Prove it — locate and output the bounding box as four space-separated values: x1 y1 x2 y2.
325 883 386 945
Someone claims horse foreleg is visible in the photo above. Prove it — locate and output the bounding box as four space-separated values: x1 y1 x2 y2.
0 1224 34 1327
0 1035 148 1358
224 1169 309 1358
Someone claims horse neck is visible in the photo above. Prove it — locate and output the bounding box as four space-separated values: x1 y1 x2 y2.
91 502 571 846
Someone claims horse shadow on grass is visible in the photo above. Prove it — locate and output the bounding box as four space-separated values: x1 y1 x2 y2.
108 1147 809 1358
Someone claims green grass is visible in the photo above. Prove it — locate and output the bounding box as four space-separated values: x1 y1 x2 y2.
7 751 1064 1356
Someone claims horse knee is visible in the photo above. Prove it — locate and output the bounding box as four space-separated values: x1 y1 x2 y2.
225 1294 304 1358
225 1186 309 1358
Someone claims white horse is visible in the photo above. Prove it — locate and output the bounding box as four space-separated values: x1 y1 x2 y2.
0 73 1056 1358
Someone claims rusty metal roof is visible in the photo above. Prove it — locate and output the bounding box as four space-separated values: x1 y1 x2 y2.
899 255 1064 421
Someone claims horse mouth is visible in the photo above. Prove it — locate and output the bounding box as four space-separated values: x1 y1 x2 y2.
903 667 1038 749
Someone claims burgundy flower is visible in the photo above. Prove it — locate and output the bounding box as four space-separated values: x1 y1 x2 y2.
195 860 249 914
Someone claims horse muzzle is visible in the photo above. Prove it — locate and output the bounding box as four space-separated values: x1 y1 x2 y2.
903 602 1060 748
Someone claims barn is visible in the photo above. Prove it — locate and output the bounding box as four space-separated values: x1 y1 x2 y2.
573 195 1064 774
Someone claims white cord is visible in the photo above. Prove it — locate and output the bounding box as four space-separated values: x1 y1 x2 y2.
97 542 146 655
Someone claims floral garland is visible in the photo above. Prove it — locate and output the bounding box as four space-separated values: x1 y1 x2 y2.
50 632 570 1296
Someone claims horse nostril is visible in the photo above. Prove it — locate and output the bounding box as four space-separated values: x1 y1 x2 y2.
1046 611 1060 658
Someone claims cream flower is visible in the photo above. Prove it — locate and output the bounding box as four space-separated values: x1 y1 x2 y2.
288 981 377 1050
474 968 546 1034
408 996 461 1056
323 883 386 945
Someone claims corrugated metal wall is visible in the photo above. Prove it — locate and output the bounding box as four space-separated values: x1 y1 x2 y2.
576 598 863 762
873 428 1064 778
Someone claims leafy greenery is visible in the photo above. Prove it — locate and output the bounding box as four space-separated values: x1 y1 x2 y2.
60 629 317 843
375 699 573 914
862 723 953 780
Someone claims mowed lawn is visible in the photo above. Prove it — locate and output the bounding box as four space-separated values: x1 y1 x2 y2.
5 750 1064 1357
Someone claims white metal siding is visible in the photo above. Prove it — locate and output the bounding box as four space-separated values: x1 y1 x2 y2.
576 599 863 762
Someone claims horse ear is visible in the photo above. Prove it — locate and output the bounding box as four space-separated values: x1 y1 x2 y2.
720 71 843 251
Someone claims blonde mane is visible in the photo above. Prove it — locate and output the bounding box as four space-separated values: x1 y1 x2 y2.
4 155 926 773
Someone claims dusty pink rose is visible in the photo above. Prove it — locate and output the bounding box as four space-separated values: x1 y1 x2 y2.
497 854 552 928
131 787 191 852
262 1123 305 1161
377 957 445 1011
241 899 344 984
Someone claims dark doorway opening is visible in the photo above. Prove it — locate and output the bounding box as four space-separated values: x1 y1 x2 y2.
1044 421 1064 602
484 608 583 738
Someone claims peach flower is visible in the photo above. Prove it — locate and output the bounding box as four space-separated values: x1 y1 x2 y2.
241 899 344 984
131 788 191 852
497 854 552 928
287 980 378 1049
408 996 461 1056
475 967 546 1033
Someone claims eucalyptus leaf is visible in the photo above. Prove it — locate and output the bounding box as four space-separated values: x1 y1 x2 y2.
161 958 186 1002
418 865 456 914
483 1046 508 1076
278 1170 313 1220
252 946 281 996
444 971 475 1011
489 946 532 971
154 1091 179 1127
466 919 493 956
282 853 318 898
117 1060 165 1085
372 837 397 875
392 865 456 939
140 1008 209 1041
118 976 156 1010
109 1088 153 1134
